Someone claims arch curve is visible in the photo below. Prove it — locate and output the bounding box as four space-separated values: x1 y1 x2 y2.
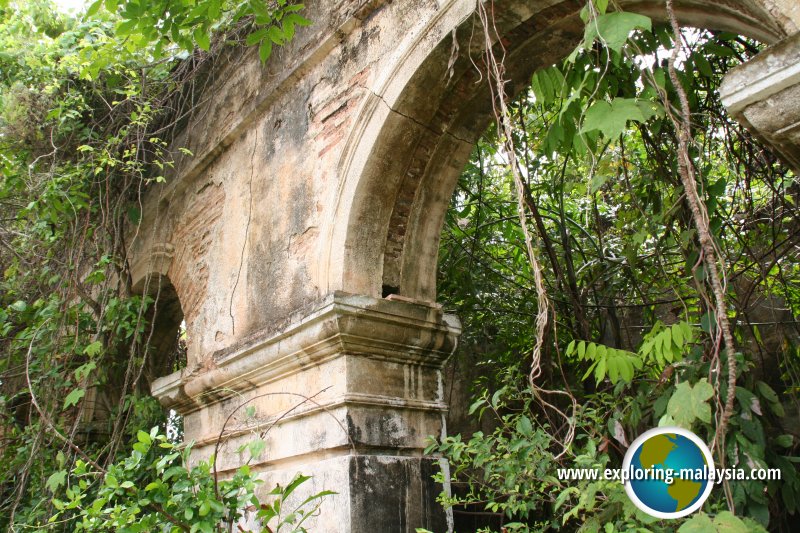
323 0 794 303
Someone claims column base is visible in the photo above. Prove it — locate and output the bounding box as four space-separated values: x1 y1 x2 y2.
152 292 460 532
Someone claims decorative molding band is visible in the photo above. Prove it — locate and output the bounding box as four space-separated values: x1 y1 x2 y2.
151 292 461 413
188 392 448 448
720 31 800 115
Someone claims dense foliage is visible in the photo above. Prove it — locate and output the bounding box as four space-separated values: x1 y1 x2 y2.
430 3 800 532
2 0 799 532
0 1 318 530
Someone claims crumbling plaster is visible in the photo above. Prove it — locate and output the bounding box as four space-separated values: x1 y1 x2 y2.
121 1 800 530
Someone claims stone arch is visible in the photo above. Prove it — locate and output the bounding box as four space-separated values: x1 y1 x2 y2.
324 0 796 303
131 265 186 387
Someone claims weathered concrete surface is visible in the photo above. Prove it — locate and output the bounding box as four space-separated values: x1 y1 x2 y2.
721 31 800 172
126 0 800 530
153 292 458 531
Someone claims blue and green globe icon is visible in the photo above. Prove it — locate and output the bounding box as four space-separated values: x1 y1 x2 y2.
623 427 714 518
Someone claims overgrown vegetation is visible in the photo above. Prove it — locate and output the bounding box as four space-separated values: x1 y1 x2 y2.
430 2 799 532
0 1 319 530
2 0 799 531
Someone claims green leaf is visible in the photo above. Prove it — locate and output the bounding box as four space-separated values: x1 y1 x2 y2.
516 416 533 436
199 500 210 517
671 323 684 347
581 98 662 139
268 25 285 45
584 12 652 53
194 28 211 51
755 381 779 403
594 355 607 384
713 511 761 532
586 342 596 360
468 398 486 415
666 378 714 428
694 53 713 77
248 438 266 459
64 388 85 409
105 473 119 489
46 470 67 493
566 340 576 356
283 474 311 498
84 340 103 356
86 0 103 17
74 361 96 381
259 39 273 63
284 13 312 27
678 512 715 533
137 430 152 445
246 28 268 46
117 19 137 37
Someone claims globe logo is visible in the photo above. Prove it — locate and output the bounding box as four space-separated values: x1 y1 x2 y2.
622 427 714 518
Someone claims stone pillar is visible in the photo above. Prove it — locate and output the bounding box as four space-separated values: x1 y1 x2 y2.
152 292 460 532
720 31 800 172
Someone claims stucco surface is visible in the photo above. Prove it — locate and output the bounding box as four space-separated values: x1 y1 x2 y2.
128 1 800 530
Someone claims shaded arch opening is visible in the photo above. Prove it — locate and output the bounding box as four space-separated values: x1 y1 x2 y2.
140 276 187 385
133 273 187 441
334 0 791 303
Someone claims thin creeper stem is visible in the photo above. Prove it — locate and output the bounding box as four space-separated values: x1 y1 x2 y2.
665 0 737 511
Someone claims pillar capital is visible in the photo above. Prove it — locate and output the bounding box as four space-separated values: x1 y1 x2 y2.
152 292 460 532
153 291 459 414
721 32 800 172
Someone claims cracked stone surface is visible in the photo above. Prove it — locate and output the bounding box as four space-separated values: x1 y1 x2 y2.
121 1 800 530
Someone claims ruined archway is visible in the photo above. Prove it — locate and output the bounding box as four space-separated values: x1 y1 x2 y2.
129 1 800 530
326 0 794 304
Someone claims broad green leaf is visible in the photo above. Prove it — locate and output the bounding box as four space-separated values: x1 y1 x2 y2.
714 511 763 532
74 361 96 381
199 500 210 516
284 13 312 27
105 473 118 489
755 381 778 403
594 356 607 384
606 354 619 383
666 379 714 428
86 0 103 17
671 323 684 347
194 28 211 51
468 398 486 415
64 388 85 409
248 438 266 459
581 98 661 139
46 470 67 493
246 28 268 46
84 340 103 356
586 342 596 360
137 430 152 445
678 512 715 533
584 12 652 53
566 339 576 356
117 19 137 37
516 415 533 436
